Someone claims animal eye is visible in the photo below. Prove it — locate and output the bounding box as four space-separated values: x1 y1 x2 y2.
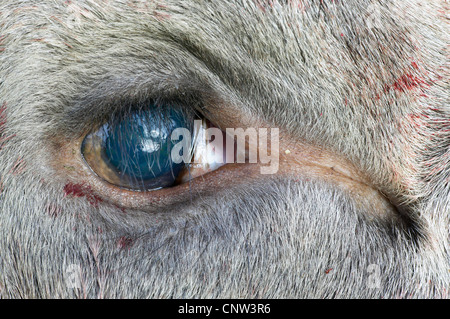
81 103 221 191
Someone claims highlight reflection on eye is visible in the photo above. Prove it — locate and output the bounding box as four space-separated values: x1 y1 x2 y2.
81 103 224 191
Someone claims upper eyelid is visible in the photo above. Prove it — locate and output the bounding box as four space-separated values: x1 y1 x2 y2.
58 77 215 140
50 39 238 139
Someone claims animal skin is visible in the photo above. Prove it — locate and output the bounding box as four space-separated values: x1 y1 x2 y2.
0 0 448 298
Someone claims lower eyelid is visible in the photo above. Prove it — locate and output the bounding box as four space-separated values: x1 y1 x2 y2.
52 127 259 212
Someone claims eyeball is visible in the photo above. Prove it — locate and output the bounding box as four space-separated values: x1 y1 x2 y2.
81 103 228 192
81 104 194 191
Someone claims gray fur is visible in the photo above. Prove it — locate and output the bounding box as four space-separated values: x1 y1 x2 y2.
0 0 448 298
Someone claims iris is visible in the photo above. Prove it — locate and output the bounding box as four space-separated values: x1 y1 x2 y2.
81 104 193 191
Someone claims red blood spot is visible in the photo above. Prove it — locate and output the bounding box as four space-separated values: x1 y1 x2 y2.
64 183 85 197
64 183 103 207
373 66 432 102
117 236 134 250
325 268 333 274
385 74 428 94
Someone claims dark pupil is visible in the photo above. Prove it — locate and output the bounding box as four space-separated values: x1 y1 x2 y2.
100 106 190 190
